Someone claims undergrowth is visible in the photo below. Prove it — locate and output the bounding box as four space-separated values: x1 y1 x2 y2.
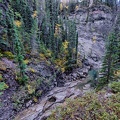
47 91 120 120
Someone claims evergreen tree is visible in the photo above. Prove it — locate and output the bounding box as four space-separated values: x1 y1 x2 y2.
14 26 28 84
98 32 120 87
40 0 78 71
13 14 28 84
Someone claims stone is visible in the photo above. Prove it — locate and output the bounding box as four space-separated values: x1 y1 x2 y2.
26 100 32 108
83 59 90 66
104 93 113 98
72 73 78 78
0 61 7 71
83 84 90 90
0 58 16 72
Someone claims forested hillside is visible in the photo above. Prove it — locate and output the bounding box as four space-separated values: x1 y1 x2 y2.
0 0 120 120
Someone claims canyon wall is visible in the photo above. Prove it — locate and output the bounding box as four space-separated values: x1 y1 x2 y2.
69 5 113 69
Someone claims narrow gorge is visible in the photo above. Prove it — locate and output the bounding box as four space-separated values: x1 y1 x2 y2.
0 0 120 120
14 4 117 120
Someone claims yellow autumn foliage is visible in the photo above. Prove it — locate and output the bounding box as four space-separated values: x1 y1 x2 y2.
65 5 68 9
54 24 62 37
64 49 68 54
32 11 37 18
61 67 65 73
3 51 15 59
39 49 52 61
77 59 82 67
114 70 120 77
92 36 97 43
62 40 69 49
56 24 61 27
72 48 76 53
55 58 66 73
55 59 62 67
3 34 7 40
29 68 35 73
14 20 22 27
60 1 68 11
75 5 79 11
39 53 46 60
33 96 38 103
77 52 82 67
46 50 52 57
0 53 3 58
23 59 29 64
60 2 64 11
54 40 70 73
27 84 35 94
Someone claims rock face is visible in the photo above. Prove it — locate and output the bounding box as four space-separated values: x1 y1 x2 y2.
70 5 113 69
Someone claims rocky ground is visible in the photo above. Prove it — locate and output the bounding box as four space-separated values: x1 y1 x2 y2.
14 80 91 120
0 57 89 120
0 57 56 120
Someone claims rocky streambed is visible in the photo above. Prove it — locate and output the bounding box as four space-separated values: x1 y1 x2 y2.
0 57 90 120
15 80 91 120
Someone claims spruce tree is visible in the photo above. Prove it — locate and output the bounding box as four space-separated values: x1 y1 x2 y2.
13 17 28 84
98 32 119 86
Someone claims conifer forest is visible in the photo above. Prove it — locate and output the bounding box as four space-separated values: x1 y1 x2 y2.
0 0 120 120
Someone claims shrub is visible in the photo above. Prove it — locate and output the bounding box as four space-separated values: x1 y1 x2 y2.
0 53 3 59
110 81 120 93
47 92 120 120
3 51 15 59
0 82 9 91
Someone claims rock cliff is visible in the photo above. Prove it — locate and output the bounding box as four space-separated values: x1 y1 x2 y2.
70 5 113 69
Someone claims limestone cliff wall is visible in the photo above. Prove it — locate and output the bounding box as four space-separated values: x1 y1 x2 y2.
69 5 113 69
